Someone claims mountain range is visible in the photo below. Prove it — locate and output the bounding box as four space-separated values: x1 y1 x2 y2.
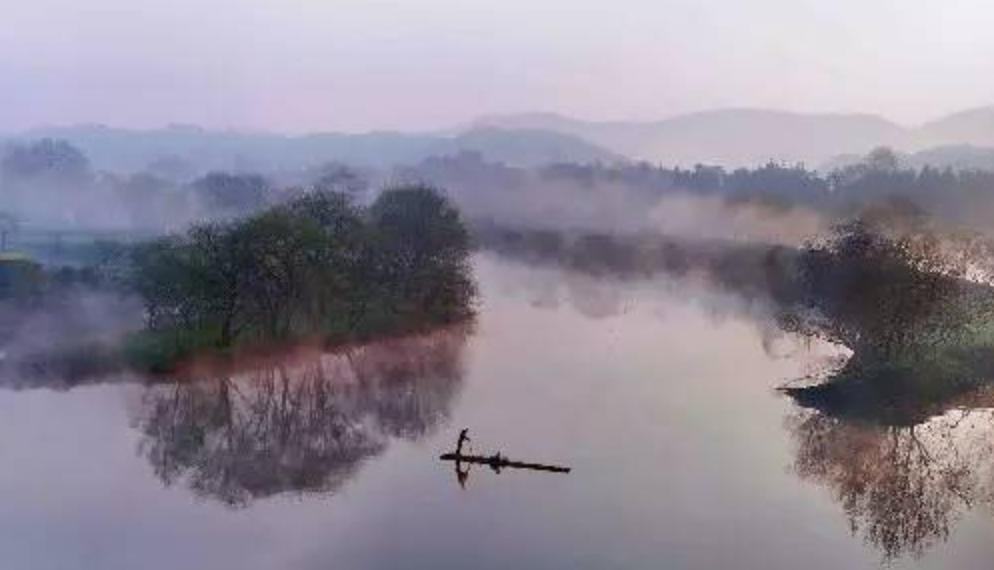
473 107 994 168
3 125 619 176
4 106 994 174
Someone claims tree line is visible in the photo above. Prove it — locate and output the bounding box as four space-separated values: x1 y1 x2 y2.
410 148 994 230
8 139 994 235
0 138 372 231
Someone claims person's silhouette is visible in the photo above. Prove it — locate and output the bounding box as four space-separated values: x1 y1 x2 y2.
456 428 470 456
453 429 472 488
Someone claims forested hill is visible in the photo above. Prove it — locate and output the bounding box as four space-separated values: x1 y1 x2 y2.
473 107 994 168
3 125 619 174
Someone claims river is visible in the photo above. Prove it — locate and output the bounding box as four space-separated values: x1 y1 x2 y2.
0 253 992 569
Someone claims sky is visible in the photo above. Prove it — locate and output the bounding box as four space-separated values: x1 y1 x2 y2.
2 0 993 133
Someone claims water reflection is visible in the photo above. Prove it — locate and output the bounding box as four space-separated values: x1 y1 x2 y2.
133 326 470 507
786 387 994 560
0 324 470 508
476 225 797 312
481 226 994 561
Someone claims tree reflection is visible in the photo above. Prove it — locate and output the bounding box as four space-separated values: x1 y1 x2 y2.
134 325 470 507
786 387 994 560
766 212 994 560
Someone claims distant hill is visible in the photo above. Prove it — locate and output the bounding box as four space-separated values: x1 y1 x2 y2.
920 107 994 147
10 105 994 174
473 107 994 168
3 125 619 176
439 127 621 167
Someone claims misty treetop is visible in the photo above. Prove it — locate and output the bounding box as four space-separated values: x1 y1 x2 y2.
8 136 994 238
127 184 475 371
411 147 994 234
780 214 982 361
191 172 270 218
0 139 93 186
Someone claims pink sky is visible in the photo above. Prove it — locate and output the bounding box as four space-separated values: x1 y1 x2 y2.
2 0 993 132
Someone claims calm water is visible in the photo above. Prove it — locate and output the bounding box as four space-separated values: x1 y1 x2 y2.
1 254 993 570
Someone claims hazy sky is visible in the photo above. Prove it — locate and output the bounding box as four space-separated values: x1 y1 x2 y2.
2 0 993 132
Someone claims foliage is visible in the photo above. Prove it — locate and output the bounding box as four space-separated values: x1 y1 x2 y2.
774 207 994 426
0 139 92 186
191 172 270 218
312 163 368 197
0 243 129 305
0 258 44 302
127 185 475 370
777 213 989 363
367 184 475 328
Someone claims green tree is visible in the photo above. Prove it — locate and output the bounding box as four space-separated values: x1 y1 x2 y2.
191 172 269 218
780 214 983 363
0 139 92 186
368 185 475 325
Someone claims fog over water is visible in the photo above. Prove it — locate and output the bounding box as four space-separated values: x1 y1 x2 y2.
1 255 994 569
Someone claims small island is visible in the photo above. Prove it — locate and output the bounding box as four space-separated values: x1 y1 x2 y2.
127 184 476 372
